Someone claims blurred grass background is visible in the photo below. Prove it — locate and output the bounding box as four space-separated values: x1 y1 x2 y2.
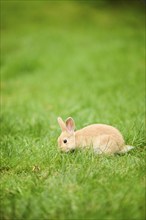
0 0 145 220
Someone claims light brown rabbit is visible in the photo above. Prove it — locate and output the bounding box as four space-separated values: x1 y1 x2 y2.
57 117 134 154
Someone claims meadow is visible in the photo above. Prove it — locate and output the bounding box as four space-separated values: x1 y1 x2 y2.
0 1 145 219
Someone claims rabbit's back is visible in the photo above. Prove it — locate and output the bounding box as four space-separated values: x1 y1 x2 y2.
78 124 123 137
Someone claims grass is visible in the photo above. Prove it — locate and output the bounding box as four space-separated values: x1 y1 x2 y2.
0 1 145 220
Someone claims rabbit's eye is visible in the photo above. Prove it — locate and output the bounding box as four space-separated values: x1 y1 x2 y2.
63 139 67 144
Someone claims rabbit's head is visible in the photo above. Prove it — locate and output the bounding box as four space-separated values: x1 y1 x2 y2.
57 117 76 152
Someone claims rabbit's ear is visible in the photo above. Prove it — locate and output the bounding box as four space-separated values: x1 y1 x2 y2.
65 117 75 132
57 117 66 131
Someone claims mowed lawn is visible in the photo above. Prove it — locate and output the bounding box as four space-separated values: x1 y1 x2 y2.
0 1 145 220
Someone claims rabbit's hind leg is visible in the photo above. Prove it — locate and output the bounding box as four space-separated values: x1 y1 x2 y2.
93 135 121 154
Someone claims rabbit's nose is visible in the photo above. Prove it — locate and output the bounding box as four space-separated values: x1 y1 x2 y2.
59 146 65 151
59 146 69 152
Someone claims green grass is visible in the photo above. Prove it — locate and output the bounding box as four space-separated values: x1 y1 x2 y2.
0 1 145 220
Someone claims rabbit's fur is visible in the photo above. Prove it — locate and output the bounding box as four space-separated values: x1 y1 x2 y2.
57 117 134 154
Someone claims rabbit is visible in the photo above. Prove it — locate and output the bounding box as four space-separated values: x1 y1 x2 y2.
57 117 134 154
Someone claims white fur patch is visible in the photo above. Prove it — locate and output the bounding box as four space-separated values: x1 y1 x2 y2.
94 147 103 154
